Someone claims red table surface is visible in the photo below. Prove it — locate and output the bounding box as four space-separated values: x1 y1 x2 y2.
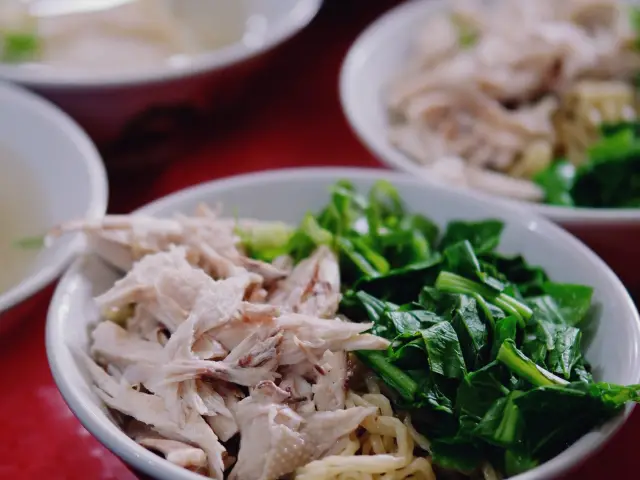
0 1 638 479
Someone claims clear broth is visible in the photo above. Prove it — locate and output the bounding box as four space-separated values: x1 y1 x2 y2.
0 146 47 294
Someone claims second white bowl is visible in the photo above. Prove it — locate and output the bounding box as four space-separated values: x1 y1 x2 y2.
339 0 640 226
0 80 107 316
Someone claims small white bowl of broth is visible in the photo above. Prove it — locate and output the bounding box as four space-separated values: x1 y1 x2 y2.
0 0 322 165
0 80 107 318
339 0 640 297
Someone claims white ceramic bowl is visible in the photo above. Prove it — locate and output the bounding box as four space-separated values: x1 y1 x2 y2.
0 80 107 315
339 0 640 227
0 0 322 146
47 167 640 480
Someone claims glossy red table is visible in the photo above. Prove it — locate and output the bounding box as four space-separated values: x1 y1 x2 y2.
0 2 637 479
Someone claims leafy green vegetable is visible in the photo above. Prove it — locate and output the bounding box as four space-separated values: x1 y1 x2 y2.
512 382 639 460
535 122 640 208
357 350 418 402
351 256 442 303
421 321 468 379
456 362 510 421
497 340 568 387
386 309 442 335
440 220 504 254
504 450 539 477
474 390 524 448
547 325 582 379
430 436 484 472
533 160 576 207
541 282 593 325
492 315 518 359
436 271 533 326
479 253 549 298
444 240 505 291
449 295 488 370
260 180 639 478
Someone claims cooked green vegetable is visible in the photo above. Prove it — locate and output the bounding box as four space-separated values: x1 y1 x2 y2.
249 180 640 478
450 13 479 49
13 235 45 249
235 221 295 262
535 122 640 208
1 30 40 63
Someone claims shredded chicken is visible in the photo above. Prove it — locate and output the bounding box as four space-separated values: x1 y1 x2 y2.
48 207 290 282
268 245 341 318
127 421 210 472
65 206 391 480
387 0 640 201
311 350 348 412
81 351 226 479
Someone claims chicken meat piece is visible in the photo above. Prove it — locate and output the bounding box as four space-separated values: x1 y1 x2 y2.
229 381 377 480
274 313 390 367
202 382 243 442
48 210 289 283
126 305 169 346
80 352 226 479
95 247 210 332
418 156 545 202
399 88 557 172
202 307 389 370
159 331 283 387
311 350 348 412
96 248 264 336
114 273 281 424
279 369 316 414
137 437 208 473
90 321 163 373
268 246 341 318
126 420 210 473
134 329 282 425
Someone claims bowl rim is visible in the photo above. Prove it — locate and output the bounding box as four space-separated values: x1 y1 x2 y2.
338 0 640 225
46 167 640 480
0 0 323 90
0 80 108 313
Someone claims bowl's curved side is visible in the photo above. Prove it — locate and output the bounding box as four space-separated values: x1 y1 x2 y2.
46 167 640 480
338 0 640 226
0 0 322 89
0 81 108 313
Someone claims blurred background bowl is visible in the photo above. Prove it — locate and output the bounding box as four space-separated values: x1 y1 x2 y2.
0 0 322 170
0 80 107 328
339 0 640 299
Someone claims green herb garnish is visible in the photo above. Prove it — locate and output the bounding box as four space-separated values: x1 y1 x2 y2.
1 31 40 63
13 235 45 249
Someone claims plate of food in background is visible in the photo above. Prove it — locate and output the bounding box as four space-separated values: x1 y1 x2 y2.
340 0 640 295
0 0 322 166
